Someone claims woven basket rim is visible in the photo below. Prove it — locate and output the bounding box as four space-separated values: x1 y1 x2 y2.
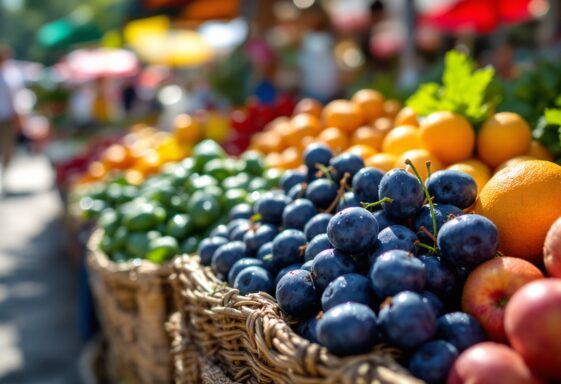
175 255 420 383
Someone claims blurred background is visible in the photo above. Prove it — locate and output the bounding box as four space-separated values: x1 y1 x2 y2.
0 0 560 382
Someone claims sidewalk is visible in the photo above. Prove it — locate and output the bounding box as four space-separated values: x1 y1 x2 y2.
0 152 82 383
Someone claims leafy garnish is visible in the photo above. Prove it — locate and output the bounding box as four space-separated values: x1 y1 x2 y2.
407 50 495 126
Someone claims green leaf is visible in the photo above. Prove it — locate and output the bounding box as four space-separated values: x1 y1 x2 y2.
406 50 496 126
544 108 561 126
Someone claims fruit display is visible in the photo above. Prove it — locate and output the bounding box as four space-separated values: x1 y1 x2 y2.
195 140 514 383
82 140 280 264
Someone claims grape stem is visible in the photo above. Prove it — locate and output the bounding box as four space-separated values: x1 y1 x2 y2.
405 159 438 251
361 196 394 211
418 226 436 243
326 172 350 213
415 241 437 254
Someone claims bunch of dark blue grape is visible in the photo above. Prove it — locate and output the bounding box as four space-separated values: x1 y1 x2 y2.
198 143 499 384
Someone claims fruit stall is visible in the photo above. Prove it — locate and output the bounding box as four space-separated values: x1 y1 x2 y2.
64 44 561 384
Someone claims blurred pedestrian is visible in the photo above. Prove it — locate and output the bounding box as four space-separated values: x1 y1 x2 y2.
0 43 23 194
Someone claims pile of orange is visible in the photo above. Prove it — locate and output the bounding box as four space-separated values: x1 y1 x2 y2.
77 112 220 186
250 89 555 194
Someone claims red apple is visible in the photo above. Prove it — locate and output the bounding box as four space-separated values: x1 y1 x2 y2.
544 217 561 277
505 278 561 380
462 257 544 342
448 342 542 384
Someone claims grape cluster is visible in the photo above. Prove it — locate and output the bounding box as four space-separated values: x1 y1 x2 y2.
198 143 499 383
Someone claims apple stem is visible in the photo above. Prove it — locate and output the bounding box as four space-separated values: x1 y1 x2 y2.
405 159 438 249
361 196 394 211
495 251 504 257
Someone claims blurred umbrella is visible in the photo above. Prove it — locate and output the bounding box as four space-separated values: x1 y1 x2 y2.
56 48 139 81
197 18 248 55
37 8 102 49
421 0 547 34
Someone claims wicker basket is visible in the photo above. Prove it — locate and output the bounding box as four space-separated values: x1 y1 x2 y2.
167 311 237 384
174 255 421 384
87 229 177 384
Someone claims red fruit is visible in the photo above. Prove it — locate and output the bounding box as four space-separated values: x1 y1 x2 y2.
544 217 561 277
448 342 542 384
505 278 561 380
461 257 544 342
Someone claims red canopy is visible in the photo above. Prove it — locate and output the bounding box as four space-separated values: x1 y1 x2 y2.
421 0 546 34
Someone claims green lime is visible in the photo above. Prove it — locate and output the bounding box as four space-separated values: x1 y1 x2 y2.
99 233 115 254
111 251 130 263
264 168 282 188
106 184 124 205
98 209 120 235
188 195 221 228
123 203 167 232
147 236 179 264
80 197 107 220
181 157 195 172
121 185 139 201
193 140 226 172
222 173 250 190
222 188 248 211
181 236 202 254
125 232 152 258
248 177 268 192
204 185 224 201
166 214 193 239
241 151 266 176
113 226 128 250
203 158 233 181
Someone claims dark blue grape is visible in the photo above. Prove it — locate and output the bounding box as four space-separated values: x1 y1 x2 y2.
305 179 338 210
378 168 424 219
296 315 319 343
378 291 436 350
272 229 307 268
321 273 374 311
336 191 361 212
276 270 320 319
437 214 498 268
287 182 307 200
304 143 333 171
301 260 314 272
412 204 463 244
256 241 278 274
231 221 252 242
227 219 250 239
198 236 228 266
420 291 445 317
304 213 333 241
330 153 365 183
436 312 486 352
281 170 307 193
209 224 229 239
327 207 378 255
352 167 384 204
229 203 253 221
408 340 459 384
372 210 403 231
274 263 303 286
227 258 266 286
419 255 458 297
426 170 477 209
282 199 318 230
243 223 278 255
369 250 426 298
312 249 357 291
255 192 291 225
317 303 379 356
234 266 274 295
304 233 332 262
211 241 249 276
370 225 418 260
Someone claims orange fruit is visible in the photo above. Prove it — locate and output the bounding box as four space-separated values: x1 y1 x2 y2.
351 126 385 151
477 112 532 168
527 140 554 161
322 99 364 132
297 136 316 153
351 89 385 122
447 160 491 194
373 117 394 135
124 169 145 185
475 160 561 262
173 114 202 143
395 149 443 180
291 113 323 138
317 127 349 152
382 125 421 156
281 147 302 169
265 152 285 169
366 153 398 172
419 111 475 164
346 144 377 160
383 100 402 119
264 116 290 131
101 144 131 170
258 131 285 153
495 156 537 174
87 161 106 180
294 98 323 118
394 106 418 127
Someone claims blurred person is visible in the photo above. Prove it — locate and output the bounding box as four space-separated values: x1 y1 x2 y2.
0 43 23 194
